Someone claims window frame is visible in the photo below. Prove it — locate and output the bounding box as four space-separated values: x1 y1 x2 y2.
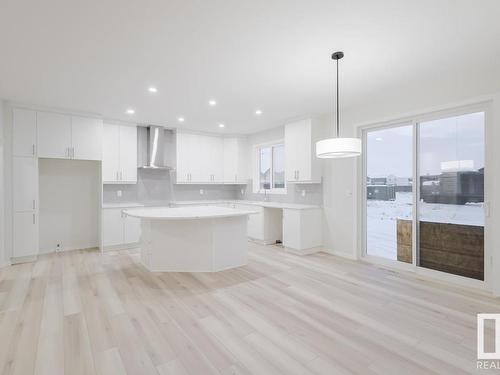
253 140 287 194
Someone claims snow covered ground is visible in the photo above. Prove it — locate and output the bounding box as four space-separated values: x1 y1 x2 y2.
366 192 484 260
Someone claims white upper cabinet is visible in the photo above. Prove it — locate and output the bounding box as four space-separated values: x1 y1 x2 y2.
119 125 138 183
37 111 103 160
37 111 72 159
176 131 240 184
71 116 103 161
175 131 195 183
223 137 248 184
284 118 324 183
102 123 137 184
13 108 37 157
102 124 120 182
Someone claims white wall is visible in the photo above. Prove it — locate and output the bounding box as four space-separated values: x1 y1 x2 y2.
0 101 6 267
322 89 500 293
38 158 100 253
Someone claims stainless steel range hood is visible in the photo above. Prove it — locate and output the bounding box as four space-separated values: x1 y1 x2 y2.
138 125 172 169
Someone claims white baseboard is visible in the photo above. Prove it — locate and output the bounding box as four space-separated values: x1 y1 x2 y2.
101 242 140 252
284 246 322 256
11 255 37 264
321 247 358 260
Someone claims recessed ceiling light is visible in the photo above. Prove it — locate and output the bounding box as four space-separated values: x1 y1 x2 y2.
209 99 217 106
255 109 263 115
218 123 225 128
126 108 135 115
177 117 185 122
148 87 158 93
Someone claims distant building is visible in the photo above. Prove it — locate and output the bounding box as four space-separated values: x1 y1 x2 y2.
420 169 484 204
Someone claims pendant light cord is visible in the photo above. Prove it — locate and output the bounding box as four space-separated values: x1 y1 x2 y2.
336 57 340 138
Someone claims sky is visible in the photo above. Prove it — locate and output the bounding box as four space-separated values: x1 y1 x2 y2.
366 112 485 178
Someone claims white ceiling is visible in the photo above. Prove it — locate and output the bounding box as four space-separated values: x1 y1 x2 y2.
1 0 500 134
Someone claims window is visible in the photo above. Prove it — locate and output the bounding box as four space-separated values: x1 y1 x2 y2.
255 143 286 193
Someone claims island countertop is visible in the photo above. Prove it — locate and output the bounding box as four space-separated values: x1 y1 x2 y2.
123 205 258 220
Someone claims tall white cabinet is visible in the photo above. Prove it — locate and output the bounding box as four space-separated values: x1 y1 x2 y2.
284 118 324 183
176 131 247 184
11 107 104 262
12 108 39 260
102 123 137 184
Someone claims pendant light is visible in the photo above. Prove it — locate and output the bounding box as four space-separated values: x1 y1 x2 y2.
316 51 362 158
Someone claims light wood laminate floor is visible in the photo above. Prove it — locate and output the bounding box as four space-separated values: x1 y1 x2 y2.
0 242 498 375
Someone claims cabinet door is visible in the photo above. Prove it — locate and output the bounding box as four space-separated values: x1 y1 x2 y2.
236 138 248 183
176 132 195 183
190 134 210 183
13 108 37 157
37 111 72 159
124 215 141 244
71 116 103 161
282 209 301 249
285 119 311 181
102 209 124 246
223 138 238 183
209 136 224 183
102 124 120 182
119 125 137 183
13 211 38 258
13 157 38 212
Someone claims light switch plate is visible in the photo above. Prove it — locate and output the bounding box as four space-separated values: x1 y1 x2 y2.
301 190 306 197
117 190 122 197
200 189 204 195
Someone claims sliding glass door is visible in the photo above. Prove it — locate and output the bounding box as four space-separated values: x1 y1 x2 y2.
364 110 485 281
418 112 485 280
365 124 413 263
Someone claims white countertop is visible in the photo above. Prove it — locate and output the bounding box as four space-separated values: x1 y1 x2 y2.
103 199 321 210
171 200 321 210
123 205 258 220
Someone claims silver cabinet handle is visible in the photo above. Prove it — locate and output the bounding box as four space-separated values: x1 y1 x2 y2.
296 170 299 180
33 213 36 224
32 200 35 209
71 147 75 159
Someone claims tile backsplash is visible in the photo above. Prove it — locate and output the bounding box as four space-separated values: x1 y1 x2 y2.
103 169 323 205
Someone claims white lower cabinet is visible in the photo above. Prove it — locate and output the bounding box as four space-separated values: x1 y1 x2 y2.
283 208 322 252
102 208 141 248
124 215 141 244
13 212 38 259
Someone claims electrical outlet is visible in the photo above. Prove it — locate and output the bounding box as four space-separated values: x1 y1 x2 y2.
56 243 61 252
301 190 306 197
117 190 122 197
200 189 204 195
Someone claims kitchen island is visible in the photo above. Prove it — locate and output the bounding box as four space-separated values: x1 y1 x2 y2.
123 206 256 272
